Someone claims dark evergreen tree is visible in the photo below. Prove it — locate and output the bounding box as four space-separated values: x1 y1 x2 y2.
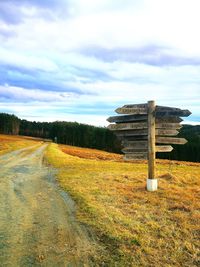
157 125 200 162
0 113 20 135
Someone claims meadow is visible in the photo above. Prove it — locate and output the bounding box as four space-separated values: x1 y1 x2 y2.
46 143 200 266
0 134 40 155
0 135 199 266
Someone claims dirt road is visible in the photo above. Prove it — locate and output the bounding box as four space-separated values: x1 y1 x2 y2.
0 144 96 267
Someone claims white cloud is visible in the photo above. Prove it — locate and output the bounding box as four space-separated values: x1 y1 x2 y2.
0 0 199 125
0 47 58 72
2 0 200 55
0 100 108 126
0 85 77 102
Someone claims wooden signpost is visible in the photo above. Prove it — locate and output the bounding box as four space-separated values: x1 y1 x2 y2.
107 100 191 191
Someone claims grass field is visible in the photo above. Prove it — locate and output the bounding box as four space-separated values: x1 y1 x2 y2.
0 134 41 155
46 143 200 266
0 135 199 266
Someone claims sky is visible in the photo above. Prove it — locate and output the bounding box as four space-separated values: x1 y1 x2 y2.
0 0 199 126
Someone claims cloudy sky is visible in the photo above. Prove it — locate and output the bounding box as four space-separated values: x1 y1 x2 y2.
0 0 199 126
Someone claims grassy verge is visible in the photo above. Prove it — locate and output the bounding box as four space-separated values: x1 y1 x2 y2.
0 134 41 155
45 143 200 266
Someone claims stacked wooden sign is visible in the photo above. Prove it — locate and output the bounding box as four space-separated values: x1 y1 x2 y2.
107 100 191 191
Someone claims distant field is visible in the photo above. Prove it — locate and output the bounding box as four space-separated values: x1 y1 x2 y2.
0 134 41 155
46 143 200 266
60 144 123 161
60 143 200 166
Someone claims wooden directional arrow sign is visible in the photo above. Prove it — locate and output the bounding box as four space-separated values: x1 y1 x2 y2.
122 143 174 152
115 129 148 137
107 114 147 123
156 117 183 123
107 100 191 190
156 123 182 130
122 140 148 149
114 128 179 137
156 109 191 117
156 129 179 136
115 107 147 115
156 137 187 145
122 148 147 153
123 103 147 108
124 152 147 160
155 145 173 152
119 135 148 141
156 105 182 112
115 128 179 136
108 122 147 131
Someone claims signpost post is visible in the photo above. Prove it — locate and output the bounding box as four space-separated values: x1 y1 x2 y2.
107 100 191 192
147 101 156 191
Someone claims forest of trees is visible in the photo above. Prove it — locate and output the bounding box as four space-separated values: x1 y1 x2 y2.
0 113 20 135
157 125 200 162
0 113 120 153
0 113 199 162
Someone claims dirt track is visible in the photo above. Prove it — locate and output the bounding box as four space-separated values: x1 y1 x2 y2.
0 144 96 267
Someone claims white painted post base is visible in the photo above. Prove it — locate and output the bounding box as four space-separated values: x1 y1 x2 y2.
147 179 158 191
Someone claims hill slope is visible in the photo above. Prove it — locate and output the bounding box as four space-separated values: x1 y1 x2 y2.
1 113 199 162
46 143 200 266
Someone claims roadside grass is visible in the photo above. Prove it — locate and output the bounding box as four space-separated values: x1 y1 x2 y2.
0 134 41 155
46 143 200 266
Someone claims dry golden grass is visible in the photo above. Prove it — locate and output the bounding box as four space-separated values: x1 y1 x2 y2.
0 134 41 155
60 144 200 167
60 144 122 161
46 143 200 266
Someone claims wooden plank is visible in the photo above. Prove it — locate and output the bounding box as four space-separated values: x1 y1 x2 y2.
156 109 191 117
115 107 147 115
107 114 147 123
148 100 156 179
156 105 181 112
156 137 187 145
118 135 148 141
122 140 148 148
115 129 148 137
156 123 182 129
155 145 173 152
121 104 182 111
156 129 179 136
108 122 147 131
156 117 183 123
122 103 147 108
124 152 147 160
123 145 175 153
122 148 147 153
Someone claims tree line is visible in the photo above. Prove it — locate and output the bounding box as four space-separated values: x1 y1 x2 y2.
0 113 199 162
0 113 120 153
0 113 20 135
157 125 200 162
